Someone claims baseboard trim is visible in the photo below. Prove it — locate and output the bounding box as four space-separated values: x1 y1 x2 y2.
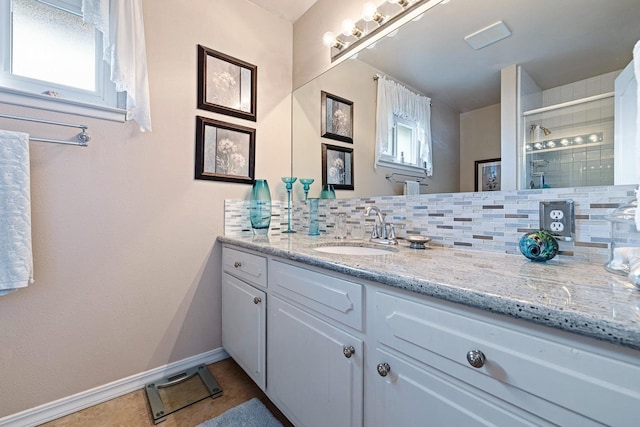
0 347 229 427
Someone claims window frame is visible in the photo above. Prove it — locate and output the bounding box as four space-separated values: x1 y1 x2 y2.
0 0 125 121
378 114 427 173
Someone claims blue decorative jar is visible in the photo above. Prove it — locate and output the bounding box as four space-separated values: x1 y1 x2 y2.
308 198 320 236
250 179 271 235
519 230 559 262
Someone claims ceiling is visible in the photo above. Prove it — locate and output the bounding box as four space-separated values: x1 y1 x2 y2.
248 0 317 22
356 0 640 113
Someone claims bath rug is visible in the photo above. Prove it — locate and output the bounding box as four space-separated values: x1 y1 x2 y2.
197 397 282 427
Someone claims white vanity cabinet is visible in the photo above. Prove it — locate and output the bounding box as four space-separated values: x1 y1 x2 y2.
220 243 640 427
221 247 267 390
268 260 364 427
371 290 640 426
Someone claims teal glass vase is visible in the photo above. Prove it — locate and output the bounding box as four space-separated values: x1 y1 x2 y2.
320 184 336 199
519 230 559 262
250 179 271 235
308 198 320 236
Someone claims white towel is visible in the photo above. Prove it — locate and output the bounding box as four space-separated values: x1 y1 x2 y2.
634 40 640 231
0 130 34 296
404 180 420 196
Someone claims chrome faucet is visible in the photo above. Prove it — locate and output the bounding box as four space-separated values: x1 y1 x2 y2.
365 206 397 245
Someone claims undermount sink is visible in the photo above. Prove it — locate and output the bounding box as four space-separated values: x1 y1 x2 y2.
313 244 397 256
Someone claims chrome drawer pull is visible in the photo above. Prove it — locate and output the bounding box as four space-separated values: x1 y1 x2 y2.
377 362 391 377
233 261 242 268
253 296 262 304
342 345 356 358
466 350 486 368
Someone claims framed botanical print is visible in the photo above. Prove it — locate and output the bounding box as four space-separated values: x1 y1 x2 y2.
322 143 354 190
321 91 353 143
197 45 257 121
195 116 255 184
475 158 501 192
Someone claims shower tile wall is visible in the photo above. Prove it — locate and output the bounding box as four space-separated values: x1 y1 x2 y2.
224 184 636 264
523 70 619 189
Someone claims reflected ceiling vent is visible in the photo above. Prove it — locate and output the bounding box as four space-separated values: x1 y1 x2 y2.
464 20 511 50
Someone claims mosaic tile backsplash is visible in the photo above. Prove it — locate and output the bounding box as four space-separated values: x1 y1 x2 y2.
224 185 637 264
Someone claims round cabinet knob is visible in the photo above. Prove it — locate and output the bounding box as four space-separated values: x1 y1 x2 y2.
466 350 486 368
377 362 391 377
234 261 242 268
253 296 262 304
342 345 356 358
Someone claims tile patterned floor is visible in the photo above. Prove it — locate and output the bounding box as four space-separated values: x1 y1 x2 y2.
39 358 292 427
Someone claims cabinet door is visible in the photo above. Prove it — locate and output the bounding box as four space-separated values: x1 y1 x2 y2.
371 348 550 427
269 296 363 427
222 273 266 390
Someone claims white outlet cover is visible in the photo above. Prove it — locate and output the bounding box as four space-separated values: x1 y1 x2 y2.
550 221 565 232
550 210 564 220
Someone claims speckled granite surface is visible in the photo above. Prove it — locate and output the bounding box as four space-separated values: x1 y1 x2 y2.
218 234 640 351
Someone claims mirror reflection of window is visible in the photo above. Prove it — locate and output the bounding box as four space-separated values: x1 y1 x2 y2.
375 76 432 174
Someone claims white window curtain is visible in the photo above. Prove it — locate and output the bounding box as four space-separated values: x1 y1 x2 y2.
82 0 152 132
375 76 432 175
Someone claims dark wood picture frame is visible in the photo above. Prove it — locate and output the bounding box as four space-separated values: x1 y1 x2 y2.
197 45 257 121
195 116 255 184
321 91 353 143
322 143 354 190
474 158 501 192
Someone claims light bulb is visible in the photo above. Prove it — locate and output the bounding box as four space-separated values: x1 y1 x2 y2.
341 18 363 37
546 140 556 148
341 19 355 36
573 136 584 144
589 133 599 143
362 2 385 23
560 138 570 146
322 31 336 47
534 142 544 150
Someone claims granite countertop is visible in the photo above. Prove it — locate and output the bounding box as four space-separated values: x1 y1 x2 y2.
218 234 640 351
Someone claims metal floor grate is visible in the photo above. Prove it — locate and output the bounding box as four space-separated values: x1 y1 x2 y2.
145 364 222 424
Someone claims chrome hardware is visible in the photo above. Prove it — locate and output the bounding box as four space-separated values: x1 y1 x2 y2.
234 261 242 268
253 296 262 304
377 362 391 377
365 206 398 245
466 350 486 368
342 345 356 358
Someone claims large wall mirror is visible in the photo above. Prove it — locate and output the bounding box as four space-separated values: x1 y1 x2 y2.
292 0 640 199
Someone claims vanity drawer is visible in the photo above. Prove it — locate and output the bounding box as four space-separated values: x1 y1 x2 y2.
222 247 267 289
375 291 640 426
270 260 363 331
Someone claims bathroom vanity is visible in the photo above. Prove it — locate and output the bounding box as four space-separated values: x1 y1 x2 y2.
219 235 640 427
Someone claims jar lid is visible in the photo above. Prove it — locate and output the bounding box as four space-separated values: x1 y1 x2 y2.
607 200 638 223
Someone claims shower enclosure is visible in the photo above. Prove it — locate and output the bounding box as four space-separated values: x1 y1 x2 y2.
519 70 616 189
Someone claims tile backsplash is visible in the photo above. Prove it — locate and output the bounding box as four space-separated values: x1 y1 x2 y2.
224 185 637 264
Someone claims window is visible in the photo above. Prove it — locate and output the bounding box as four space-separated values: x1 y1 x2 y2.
375 76 432 175
0 0 124 119
380 116 422 167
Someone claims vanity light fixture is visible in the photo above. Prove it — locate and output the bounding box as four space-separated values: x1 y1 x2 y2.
322 31 346 50
341 18 364 38
362 2 386 24
323 0 446 62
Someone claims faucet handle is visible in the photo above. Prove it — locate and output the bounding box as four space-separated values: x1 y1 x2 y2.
387 223 397 240
371 223 380 239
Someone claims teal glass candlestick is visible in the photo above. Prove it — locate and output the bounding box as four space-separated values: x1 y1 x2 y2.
281 176 297 233
299 178 315 200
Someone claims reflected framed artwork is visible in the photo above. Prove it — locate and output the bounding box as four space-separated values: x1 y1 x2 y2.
321 91 353 143
195 116 255 184
475 158 501 192
197 45 257 121
322 143 354 190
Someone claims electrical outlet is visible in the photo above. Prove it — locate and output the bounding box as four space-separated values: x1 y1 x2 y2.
550 210 564 220
550 221 564 232
540 200 574 241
